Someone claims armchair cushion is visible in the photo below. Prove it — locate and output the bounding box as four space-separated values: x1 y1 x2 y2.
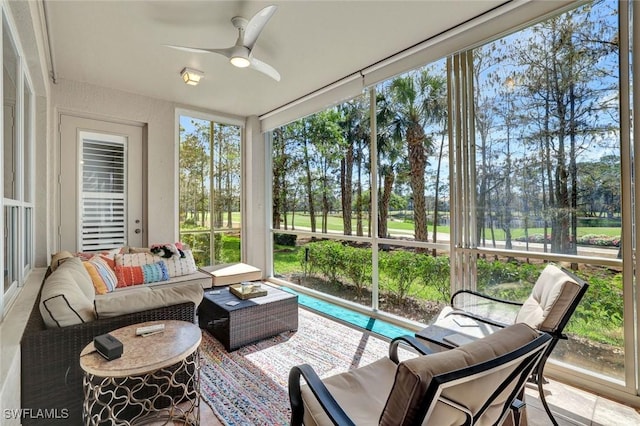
381 323 540 426
515 264 581 333
300 357 397 425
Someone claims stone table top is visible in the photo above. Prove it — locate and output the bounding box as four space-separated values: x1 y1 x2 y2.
80 320 201 378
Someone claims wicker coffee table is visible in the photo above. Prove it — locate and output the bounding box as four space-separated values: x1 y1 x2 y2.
199 283 298 351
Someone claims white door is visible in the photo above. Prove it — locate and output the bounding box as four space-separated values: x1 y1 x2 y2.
59 115 144 252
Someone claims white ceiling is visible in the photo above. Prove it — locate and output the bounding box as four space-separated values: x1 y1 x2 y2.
45 1 504 118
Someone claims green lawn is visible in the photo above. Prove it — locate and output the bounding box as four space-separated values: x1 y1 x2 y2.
272 213 620 240
184 211 621 241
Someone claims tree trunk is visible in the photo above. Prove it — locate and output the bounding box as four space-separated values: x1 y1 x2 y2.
341 143 354 236
356 140 364 237
302 135 316 232
379 170 394 238
407 122 429 243
569 80 578 259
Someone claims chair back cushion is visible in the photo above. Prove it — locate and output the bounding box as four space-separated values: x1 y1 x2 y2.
515 264 582 333
380 323 540 426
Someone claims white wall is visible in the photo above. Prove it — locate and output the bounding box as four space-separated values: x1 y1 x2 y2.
243 115 268 272
51 79 179 249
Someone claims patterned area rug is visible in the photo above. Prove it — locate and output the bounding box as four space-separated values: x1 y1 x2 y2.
199 307 396 425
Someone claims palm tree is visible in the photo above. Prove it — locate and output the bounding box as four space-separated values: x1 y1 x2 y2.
388 70 447 243
376 90 403 239
338 97 369 236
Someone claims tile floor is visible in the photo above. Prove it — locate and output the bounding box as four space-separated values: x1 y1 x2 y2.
524 379 640 426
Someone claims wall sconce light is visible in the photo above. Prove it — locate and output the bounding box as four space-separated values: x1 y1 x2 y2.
180 67 203 86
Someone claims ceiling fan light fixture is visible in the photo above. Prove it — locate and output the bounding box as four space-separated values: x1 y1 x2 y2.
230 56 251 68
180 67 203 85
167 5 279 81
229 45 251 68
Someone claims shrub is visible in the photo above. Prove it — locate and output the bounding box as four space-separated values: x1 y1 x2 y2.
576 234 620 247
515 233 621 247
343 245 372 296
274 233 297 247
572 271 622 327
476 259 538 301
302 240 346 284
416 255 451 302
179 232 211 266
379 250 421 301
213 233 222 263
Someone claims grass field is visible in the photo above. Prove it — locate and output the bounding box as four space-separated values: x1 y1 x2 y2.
271 213 621 240
184 211 621 240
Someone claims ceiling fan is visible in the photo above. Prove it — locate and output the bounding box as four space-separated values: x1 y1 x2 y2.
167 5 280 82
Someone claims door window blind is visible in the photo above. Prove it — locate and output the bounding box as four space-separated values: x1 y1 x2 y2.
80 138 126 251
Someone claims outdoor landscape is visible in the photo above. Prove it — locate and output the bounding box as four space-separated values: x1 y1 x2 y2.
179 0 625 380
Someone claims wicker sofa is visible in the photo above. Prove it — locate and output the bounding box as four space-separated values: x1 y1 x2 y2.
20 253 209 425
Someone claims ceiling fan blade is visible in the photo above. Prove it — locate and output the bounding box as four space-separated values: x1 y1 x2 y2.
249 57 280 82
208 47 234 59
244 5 277 50
165 44 233 58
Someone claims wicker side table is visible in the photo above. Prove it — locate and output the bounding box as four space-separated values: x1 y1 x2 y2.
79 320 201 425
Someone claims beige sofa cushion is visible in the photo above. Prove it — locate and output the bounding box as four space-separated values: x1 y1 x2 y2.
144 270 213 289
94 281 203 318
380 323 539 426
515 264 581 333
49 250 74 272
39 260 97 328
57 257 96 300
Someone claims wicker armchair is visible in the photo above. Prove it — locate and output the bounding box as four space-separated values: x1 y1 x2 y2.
20 272 197 426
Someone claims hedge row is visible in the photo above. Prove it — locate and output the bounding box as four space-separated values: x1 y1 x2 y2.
515 233 620 247
299 240 536 302
298 240 623 345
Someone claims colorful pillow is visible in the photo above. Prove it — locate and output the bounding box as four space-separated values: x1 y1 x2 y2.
115 252 158 267
141 261 169 284
83 262 108 294
76 247 126 262
82 256 118 294
115 265 145 288
128 246 151 254
115 261 170 287
98 254 116 271
75 251 95 261
163 249 197 277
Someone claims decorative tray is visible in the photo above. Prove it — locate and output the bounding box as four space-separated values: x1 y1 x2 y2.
229 283 267 300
